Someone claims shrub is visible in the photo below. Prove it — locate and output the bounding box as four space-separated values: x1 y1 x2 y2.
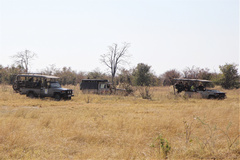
151 134 171 158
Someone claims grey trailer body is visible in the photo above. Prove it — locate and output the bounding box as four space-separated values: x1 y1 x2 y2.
80 79 112 94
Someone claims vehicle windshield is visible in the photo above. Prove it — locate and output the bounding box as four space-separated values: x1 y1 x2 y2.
50 82 61 88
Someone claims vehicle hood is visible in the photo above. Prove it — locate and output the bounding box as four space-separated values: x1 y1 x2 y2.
54 88 72 91
206 89 225 94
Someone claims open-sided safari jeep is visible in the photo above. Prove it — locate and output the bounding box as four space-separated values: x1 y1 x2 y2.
13 74 74 100
173 78 226 99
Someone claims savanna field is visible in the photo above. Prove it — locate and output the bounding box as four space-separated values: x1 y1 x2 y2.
0 85 239 159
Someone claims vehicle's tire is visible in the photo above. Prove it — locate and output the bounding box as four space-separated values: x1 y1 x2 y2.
27 92 35 99
13 83 19 92
54 93 61 101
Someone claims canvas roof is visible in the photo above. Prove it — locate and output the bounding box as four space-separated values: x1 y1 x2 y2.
173 78 212 83
82 79 109 82
17 74 59 79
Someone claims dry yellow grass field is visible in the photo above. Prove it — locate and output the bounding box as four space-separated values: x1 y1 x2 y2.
0 84 239 159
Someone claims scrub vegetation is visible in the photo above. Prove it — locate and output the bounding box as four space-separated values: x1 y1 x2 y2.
0 84 239 159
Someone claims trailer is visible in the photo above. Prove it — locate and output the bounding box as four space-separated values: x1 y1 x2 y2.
80 79 112 94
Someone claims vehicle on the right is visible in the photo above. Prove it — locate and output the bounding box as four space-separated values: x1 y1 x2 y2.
173 78 226 99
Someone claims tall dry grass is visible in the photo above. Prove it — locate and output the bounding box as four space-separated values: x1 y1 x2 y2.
0 84 239 159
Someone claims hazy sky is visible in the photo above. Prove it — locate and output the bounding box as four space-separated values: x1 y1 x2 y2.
0 0 239 75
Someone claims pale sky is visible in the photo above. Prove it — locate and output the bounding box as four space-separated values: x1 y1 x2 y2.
0 0 239 75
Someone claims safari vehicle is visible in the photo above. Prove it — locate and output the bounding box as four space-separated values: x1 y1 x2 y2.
80 79 112 94
173 78 226 99
13 74 74 100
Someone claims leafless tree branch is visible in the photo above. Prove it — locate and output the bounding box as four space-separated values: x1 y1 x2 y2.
11 50 37 73
100 43 130 85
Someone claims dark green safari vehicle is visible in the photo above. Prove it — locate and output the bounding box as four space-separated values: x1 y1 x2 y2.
13 74 74 100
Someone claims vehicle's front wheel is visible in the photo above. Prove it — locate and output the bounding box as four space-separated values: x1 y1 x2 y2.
54 93 61 101
27 92 35 99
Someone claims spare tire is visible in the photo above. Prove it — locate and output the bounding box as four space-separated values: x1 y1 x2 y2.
13 82 19 92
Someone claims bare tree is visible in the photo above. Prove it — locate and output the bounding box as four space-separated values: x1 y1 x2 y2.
100 43 130 85
162 69 182 86
183 66 212 80
183 66 200 79
12 50 37 73
41 64 57 75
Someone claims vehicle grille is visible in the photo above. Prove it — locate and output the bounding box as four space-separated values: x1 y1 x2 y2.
67 90 72 95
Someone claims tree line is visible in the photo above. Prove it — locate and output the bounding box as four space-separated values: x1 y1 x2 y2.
1 45 239 89
0 63 239 89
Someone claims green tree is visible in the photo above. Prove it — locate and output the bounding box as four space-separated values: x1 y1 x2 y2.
219 63 239 89
133 63 154 86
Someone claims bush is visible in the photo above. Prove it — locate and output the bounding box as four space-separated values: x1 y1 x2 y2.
123 84 134 96
151 134 171 159
218 63 239 89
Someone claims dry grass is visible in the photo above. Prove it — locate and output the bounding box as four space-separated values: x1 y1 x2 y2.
0 84 239 159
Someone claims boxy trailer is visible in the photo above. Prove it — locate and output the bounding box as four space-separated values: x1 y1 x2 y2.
80 79 112 94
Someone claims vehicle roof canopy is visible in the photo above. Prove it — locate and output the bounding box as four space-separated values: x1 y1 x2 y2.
17 74 59 79
174 78 212 83
81 79 109 83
